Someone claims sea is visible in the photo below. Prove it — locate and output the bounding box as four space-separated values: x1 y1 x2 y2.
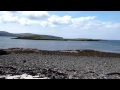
0 36 120 53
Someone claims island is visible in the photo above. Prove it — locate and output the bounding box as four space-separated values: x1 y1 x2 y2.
13 35 104 41
0 31 105 41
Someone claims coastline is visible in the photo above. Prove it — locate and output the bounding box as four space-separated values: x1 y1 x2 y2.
12 37 104 41
3 48 120 57
0 48 120 79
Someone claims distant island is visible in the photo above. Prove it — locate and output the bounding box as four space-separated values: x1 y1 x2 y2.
13 35 104 41
0 31 105 41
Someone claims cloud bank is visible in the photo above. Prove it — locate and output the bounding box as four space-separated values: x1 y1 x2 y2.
0 11 120 30
0 11 120 40
0 11 120 29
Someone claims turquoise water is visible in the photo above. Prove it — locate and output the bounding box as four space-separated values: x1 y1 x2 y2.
0 36 120 53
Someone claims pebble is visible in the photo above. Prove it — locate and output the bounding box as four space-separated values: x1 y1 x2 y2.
0 48 120 79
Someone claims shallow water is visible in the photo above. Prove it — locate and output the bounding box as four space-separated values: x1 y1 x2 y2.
0 36 120 53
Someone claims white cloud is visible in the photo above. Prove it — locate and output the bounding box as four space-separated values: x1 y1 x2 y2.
0 11 18 23
40 21 56 28
48 15 72 25
0 11 120 40
18 11 50 20
104 22 120 28
71 16 95 23
0 11 120 31
0 11 50 26
70 16 96 28
84 21 120 30
17 18 32 25
17 18 41 25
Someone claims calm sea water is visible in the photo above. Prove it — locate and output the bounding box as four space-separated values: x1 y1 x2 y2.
0 36 120 53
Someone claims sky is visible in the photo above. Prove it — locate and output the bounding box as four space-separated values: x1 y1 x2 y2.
0 11 120 40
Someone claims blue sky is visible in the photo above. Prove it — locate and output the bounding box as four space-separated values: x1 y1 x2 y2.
0 11 120 40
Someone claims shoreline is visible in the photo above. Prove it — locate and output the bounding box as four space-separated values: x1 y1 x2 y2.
0 48 120 79
2 48 120 57
12 37 104 41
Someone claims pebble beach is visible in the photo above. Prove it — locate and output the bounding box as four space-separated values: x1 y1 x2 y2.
0 48 120 79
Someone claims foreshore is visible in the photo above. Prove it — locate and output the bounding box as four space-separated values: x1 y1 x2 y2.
0 48 120 79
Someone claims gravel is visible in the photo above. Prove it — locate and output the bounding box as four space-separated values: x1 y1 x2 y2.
0 48 120 79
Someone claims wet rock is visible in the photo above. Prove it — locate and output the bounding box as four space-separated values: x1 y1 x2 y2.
0 71 5 75
80 71 99 79
0 50 7 55
41 69 48 75
21 70 37 76
106 72 120 79
23 60 26 63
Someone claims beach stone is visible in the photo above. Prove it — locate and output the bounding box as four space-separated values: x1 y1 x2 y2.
80 71 99 79
0 50 7 55
0 71 5 75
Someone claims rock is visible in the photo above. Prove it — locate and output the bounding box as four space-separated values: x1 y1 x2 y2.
6 75 21 79
106 72 120 79
0 71 5 75
23 60 26 63
0 50 7 55
80 71 99 79
0 75 6 79
4 73 50 79
20 74 33 79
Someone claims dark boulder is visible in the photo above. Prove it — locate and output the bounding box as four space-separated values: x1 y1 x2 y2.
0 50 7 55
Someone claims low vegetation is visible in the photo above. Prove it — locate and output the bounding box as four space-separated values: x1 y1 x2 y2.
13 35 103 41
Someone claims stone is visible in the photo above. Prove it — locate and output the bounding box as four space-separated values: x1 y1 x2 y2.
0 50 7 55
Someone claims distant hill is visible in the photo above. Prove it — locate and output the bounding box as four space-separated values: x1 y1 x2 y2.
14 35 64 40
0 31 63 39
16 33 37 37
0 31 104 41
0 31 16 36
18 33 62 39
